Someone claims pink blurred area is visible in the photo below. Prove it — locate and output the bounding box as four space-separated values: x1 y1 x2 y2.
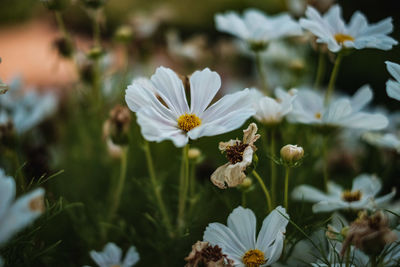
0 18 79 89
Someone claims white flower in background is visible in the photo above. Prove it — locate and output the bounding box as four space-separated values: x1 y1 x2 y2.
166 30 209 62
203 206 289 267
211 123 260 189
125 67 255 147
292 174 396 213
288 85 389 130
385 61 400 101
362 112 400 153
0 169 45 246
300 5 398 52
215 9 302 49
85 242 139 267
251 87 297 124
0 77 57 134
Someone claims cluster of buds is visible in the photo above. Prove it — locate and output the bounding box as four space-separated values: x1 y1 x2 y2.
280 144 304 167
185 241 233 267
340 211 397 256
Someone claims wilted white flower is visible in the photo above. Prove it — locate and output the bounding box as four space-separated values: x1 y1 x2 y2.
215 9 302 49
300 5 398 52
125 67 255 147
211 123 260 189
0 77 57 134
385 61 400 101
0 169 45 245
85 242 139 267
251 88 297 124
292 174 396 213
203 206 289 267
288 85 389 130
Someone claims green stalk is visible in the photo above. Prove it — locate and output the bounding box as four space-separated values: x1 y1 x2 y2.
252 170 272 213
284 167 290 211
143 141 173 237
255 51 269 94
55 11 70 40
92 9 101 48
322 137 329 192
269 127 277 206
241 191 247 208
324 52 343 105
314 49 326 89
370 255 377 267
177 144 189 232
108 146 128 220
345 238 351 267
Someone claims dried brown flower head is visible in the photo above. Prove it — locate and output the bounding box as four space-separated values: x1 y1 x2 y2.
185 241 233 267
340 211 398 256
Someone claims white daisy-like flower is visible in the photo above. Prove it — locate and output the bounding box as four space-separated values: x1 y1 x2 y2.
215 9 302 49
0 169 45 246
385 61 400 101
300 4 398 52
203 206 289 267
292 174 396 213
85 242 139 267
0 77 57 134
125 67 255 147
251 87 297 124
288 85 389 130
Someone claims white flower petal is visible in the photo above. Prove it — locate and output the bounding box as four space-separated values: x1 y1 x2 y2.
350 85 373 112
150 67 189 115
386 61 400 82
0 170 15 219
386 80 400 101
0 188 44 245
215 12 249 40
227 206 257 250
312 201 348 213
351 174 381 197
348 11 368 36
122 246 140 267
256 206 288 262
338 112 388 130
189 68 221 115
203 222 247 264
125 78 157 112
292 184 336 203
374 189 396 206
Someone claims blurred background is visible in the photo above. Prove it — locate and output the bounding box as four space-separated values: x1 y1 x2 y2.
0 0 400 266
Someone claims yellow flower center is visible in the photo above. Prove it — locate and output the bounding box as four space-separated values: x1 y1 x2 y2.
177 113 201 132
341 190 362 202
111 265 121 267
315 112 322 119
29 195 45 213
334 33 355 44
242 249 266 267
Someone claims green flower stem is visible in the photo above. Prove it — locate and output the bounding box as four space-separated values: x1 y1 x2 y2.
108 146 128 221
322 137 329 192
241 191 247 208
177 144 189 232
284 167 290 211
54 11 70 41
370 255 377 267
143 141 173 237
269 128 277 207
314 49 326 89
189 160 196 198
345 245 351 267
324 52 343 105
255 51 269 94
252 170 272 213
92 9 102 48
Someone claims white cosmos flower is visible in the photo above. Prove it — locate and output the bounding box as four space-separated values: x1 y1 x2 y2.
0 77 57 134
215 9 302 48
0 169 45 246
292 174 396 213
203 206 289 267
300 5 398 52
85 242 139 267
125 67 255 147
251 87 297 124
288 85 389 130
385 61 400 101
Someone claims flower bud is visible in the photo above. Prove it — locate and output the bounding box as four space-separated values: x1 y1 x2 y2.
188 147 201 160
114 25 134 43
53 37 74 58
280 144 304 165
103 105 131 146
241 177 252 189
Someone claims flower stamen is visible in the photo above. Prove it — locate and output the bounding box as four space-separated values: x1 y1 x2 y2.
177 113 201 132
334 33 355 44
341 190 362 202
225 141 248 164
242 249 266 267
315 112 322 119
